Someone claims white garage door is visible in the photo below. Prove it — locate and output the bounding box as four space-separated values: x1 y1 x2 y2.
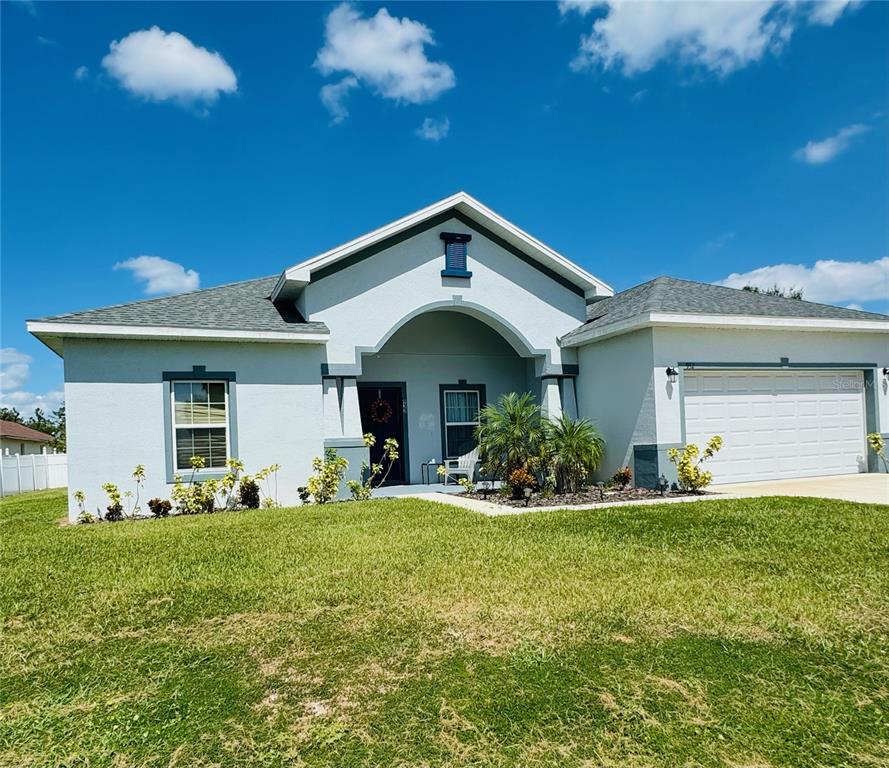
683 370 866 484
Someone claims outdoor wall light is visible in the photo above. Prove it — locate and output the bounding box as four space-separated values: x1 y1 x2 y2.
666 366 679 384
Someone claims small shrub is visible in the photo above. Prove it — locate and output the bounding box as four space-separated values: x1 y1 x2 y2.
171 474 216 515
73 490 88 520
867 432 888 472
305 448 348 503
348 434 399 501
147 498 172 518
297 486 311 505
611 466 632 490
668 436 724 492
457 477 474 493
238 477 261 509
131 464 145 517
507 467 536 498
77 509 97 524
101 483 124 521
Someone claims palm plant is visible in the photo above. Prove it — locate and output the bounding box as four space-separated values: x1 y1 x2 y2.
545 412 605 493
475 392 546 489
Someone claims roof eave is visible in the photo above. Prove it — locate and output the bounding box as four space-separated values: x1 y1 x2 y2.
560 311 889 348
27 321 331 353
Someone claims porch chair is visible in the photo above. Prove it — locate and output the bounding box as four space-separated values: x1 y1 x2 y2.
443 446 480 486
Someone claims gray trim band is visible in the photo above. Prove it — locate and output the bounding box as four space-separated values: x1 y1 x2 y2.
680 361 877 370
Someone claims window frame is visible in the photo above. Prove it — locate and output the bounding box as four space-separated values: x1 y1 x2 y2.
162 366 238 483
439 383 486 460
170 379 231 472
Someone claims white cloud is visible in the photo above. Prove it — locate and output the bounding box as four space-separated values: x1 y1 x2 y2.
74 65 88 81
415 116 449 141
102 26 237 106
807 0 858 25
114 255 200 295
1 389 65 419
703 231 736 251
793 123 868 165
0 348 32 393
315 3 455 113
559 0 600 15
719 256 889 306
320 76 359 124
566 1 855 77
0 348 63 418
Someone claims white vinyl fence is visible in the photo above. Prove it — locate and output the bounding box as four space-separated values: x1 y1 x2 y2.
0 453 68 497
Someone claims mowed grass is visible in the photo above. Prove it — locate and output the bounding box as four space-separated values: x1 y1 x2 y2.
1 491 888 767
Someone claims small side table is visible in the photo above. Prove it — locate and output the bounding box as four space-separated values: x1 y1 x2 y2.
421 461 440 485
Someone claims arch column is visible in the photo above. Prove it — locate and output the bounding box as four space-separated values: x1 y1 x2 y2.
322 376 369 498
540 376 563 421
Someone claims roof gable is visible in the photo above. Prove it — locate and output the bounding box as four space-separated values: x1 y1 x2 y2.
272 192 612 301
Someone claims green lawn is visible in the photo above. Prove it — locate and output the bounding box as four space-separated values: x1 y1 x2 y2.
2 490 888 767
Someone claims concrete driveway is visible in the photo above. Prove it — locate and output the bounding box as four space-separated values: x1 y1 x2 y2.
714 474 889 505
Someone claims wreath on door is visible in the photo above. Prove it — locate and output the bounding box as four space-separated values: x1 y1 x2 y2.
370 397 393 424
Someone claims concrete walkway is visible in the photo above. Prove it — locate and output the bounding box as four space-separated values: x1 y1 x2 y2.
713 474 888 505
400 489 744 517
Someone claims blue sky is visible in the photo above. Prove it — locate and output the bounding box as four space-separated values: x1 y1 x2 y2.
2 0 887 415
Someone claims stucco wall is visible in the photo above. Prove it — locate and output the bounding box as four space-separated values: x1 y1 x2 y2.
359 311 535 481
651 326 889 444
63 338 325 521
574 329 656 478
301 216 586 372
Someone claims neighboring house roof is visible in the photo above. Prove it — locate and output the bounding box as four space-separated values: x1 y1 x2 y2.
272 191 614 301
561 276 889 346
0 420 53 442
28 276 331 355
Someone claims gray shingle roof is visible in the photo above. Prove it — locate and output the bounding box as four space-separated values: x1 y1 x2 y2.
563 276 888 342
33 276 328 334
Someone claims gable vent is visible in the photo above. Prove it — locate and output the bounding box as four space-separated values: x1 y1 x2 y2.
440 232 472 278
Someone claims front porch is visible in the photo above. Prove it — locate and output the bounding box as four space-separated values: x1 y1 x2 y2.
321 308 578 488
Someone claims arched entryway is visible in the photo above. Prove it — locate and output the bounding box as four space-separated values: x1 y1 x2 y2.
358 310 539 484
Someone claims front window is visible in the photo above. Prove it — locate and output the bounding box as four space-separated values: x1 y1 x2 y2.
443 389 481 458
172 381 228 470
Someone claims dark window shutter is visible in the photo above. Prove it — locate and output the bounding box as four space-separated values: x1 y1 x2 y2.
446 241 467 272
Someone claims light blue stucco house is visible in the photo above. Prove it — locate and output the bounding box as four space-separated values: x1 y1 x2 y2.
27 193 889 520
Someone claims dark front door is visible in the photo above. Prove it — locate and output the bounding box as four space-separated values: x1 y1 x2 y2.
358 384 407 485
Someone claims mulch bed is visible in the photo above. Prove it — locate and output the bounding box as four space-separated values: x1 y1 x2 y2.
463 486 700 508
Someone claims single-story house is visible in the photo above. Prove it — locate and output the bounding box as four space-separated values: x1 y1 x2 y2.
0 419 54 456
27 193 889 521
